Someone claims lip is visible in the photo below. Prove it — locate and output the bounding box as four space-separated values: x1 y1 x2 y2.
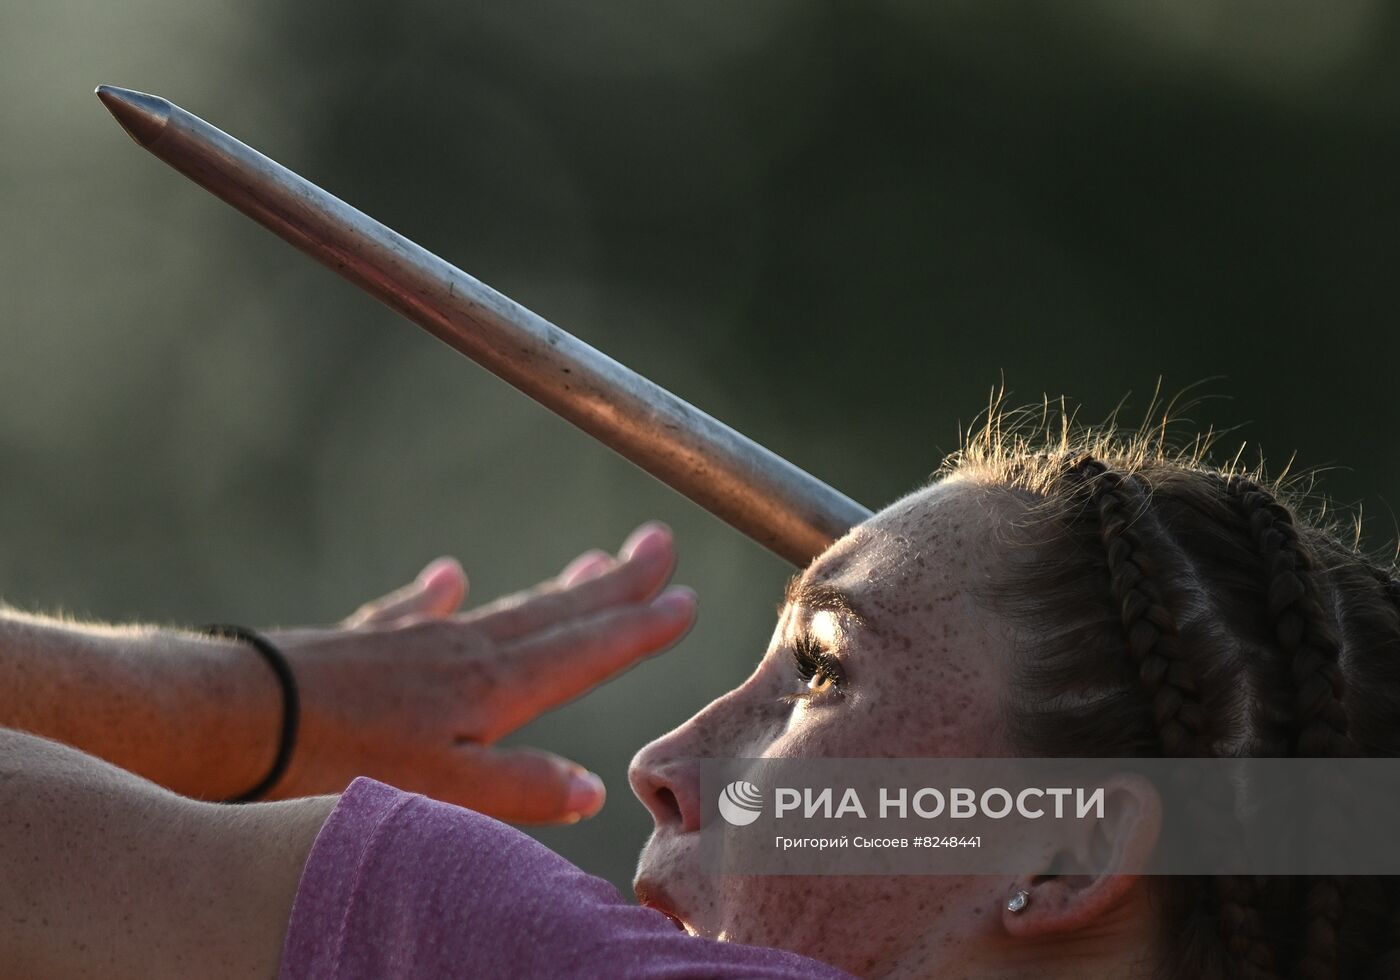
634 878 688 933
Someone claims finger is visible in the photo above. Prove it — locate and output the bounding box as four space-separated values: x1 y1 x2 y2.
271 746 605 825
448 745 607 824
348 557 468 626
459 523 670 634
487 586 697 736
459 523 676 643
557 549 614 587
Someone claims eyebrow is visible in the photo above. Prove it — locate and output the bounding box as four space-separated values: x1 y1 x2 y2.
782 575 872 629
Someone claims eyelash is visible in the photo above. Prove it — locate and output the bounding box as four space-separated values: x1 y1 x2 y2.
782 635 846 704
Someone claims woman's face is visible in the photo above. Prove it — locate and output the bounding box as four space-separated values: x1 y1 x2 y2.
628 478 1024 975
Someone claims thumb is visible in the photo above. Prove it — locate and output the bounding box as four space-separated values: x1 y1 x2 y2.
347 558 468 626
451 744 607 825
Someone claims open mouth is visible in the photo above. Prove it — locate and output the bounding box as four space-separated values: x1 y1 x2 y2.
634 879 689 933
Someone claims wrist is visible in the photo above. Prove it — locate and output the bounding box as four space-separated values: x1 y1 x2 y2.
200 625 299 803
119 626 284 800
253 628 341 800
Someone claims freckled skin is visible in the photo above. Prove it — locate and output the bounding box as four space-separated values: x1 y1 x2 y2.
630 479 1025 977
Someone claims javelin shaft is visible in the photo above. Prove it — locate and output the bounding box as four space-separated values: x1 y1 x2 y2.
95 85 872 566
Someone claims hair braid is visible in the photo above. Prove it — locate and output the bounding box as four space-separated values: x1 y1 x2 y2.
1363 570 1400 973
1215 875 1281 980
1068 458 1281 979
1068 456 1208 756
1224 477 1351 758
1224 475 1353 980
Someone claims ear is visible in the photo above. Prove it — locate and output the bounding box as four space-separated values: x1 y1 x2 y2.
1001 773 1161 940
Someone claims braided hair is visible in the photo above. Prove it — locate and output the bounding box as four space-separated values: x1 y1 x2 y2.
946 407 1400 979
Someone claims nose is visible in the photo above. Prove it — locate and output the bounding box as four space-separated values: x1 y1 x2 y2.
629 678 789 834
629 730 704 834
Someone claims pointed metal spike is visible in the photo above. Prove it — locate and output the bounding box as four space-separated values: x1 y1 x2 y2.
95 86 171 148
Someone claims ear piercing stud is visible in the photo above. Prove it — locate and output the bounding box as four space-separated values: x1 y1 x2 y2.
1007 890 1030 913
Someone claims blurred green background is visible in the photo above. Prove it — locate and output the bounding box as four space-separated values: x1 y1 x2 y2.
2 1 1398 890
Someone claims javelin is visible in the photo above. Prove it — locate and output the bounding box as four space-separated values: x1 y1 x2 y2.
95 85 871 567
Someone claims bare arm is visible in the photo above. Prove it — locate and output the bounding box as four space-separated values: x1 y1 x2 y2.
0 612 281 800
0 726 332 980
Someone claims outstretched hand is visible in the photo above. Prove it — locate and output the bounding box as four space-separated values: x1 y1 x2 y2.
266 522 695 824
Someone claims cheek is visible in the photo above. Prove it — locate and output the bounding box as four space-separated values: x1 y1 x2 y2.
782 636 1002 758
714 874 992 975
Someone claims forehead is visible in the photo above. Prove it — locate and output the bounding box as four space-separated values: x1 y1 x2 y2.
790 477 1016 754
794 477 1005 618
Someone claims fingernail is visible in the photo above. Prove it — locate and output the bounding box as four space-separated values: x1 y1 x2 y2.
560 550 611 585
566 770 606 819
622 522 671 562
651 586 696 616
419 558 462 590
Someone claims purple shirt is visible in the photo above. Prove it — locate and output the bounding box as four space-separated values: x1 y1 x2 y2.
278 777 852 979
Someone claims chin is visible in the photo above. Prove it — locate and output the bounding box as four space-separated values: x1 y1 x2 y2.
633 837 718 939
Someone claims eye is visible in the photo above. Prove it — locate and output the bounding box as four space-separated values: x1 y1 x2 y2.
785 635 846 703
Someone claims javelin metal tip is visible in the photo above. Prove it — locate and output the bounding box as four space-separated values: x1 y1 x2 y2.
95 85 170 148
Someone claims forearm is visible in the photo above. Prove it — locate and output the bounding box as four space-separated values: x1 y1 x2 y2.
0 727 332 980
0 609 280 799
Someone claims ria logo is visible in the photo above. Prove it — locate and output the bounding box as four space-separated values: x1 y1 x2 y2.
717 780 763 826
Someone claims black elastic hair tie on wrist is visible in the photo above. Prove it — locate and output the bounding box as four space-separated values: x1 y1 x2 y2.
201 624 300 804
